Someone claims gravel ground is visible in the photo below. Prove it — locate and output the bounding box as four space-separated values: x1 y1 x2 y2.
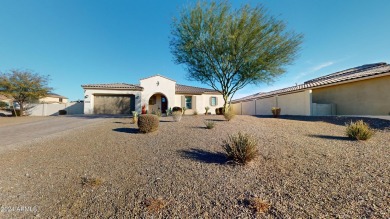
0 115 389 218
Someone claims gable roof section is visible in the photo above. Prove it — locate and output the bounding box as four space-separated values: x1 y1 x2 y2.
139 74 176 82
46 92 68 99
175 84 220 94
81 83 144 91
232 62 390 103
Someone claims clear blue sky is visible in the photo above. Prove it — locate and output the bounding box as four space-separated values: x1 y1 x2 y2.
1 0 389 101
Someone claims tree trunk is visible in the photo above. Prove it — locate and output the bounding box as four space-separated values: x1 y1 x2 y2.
222 95 229 113
19 102 24 117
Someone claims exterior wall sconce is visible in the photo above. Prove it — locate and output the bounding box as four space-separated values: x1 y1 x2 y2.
84 95 89 99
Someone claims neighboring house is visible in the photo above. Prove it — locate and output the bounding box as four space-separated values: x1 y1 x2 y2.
232 62 390 116
82 75 223 115
39 93 69 104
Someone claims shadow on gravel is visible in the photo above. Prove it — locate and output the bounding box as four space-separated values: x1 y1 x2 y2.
159 120 174 123
178 148 227 164
253 115 390 130
308 134 352 141
112 127 139 134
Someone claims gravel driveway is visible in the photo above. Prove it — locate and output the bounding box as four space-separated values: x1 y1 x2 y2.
0 115 106 153
0 115 389 218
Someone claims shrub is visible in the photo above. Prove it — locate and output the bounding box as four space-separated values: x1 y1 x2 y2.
132 111 138 124
0 101 8 109
172 111 182 122
81 176 103 187
271 107 281 118
224 110 235 121
172 106 182 112
59 110 67 115
205 106 210 115
346 120 374 140
144 197 168 213
182 107 187 114
247 197 271 214
215 107 225 115
138 114 159 133
204 120 215 129
166 107 172 116
221 132 258 164
193 110 198 115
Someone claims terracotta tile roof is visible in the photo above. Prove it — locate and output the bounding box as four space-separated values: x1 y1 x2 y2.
232 62 390 103
175 84 220 94
81 83 144 91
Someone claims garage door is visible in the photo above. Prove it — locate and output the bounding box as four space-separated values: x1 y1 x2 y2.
94 95 135 114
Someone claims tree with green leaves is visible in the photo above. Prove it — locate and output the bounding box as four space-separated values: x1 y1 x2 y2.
0 70 52 116
170 1 303 111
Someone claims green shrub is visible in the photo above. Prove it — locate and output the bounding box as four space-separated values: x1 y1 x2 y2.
172 111 182 122
182 107 187 114
204 120 215 129
205 106 210 114
193 110 198 115
215 107 225 115
224 110 235 121
346 120 374 140
0 101 8 109
166 107 172 116
138 114 159 133
172 107 182 113
221 132 258 164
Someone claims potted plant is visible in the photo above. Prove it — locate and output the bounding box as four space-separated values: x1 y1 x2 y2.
271 107 281 118
141 105 147 114
132 111 138 124
182 107 187 115
205 106 210 115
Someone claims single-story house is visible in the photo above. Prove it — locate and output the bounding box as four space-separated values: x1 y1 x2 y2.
231 62 390 116
81 75 224 115
39 93 69 104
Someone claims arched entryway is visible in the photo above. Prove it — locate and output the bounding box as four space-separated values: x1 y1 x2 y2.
148 93 168 114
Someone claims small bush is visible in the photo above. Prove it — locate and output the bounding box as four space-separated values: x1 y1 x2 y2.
215 107 225 115
193 110 198 115
144 197 168 213
204 120 216 129
182 107 187 114
81 176 103 187
346 120 374 140
247 197 271 214
59 110 67 115
172 111 182 122
172 107 182 112
138 114 159 133
222 132 258 164
224 110 235 121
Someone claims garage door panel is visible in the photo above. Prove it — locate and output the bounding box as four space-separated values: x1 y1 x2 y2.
94 95 134 114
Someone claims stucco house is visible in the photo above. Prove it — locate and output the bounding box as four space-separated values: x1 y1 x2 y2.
39 93 69 104
231 62 390 116
81 75 223 115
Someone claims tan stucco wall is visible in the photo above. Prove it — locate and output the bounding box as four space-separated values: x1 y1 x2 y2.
174 94 223 114
312 76 390 115
140 76 176 112
278 90 312 116
40 96 69 103
232 90 311 116
255 97 277 115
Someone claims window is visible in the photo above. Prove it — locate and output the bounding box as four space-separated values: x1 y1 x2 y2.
210 97 217 106
149 95 156 105
59 98 63 103
185 96 192 109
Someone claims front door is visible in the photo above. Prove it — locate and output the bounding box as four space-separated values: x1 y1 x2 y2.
161 96 168 113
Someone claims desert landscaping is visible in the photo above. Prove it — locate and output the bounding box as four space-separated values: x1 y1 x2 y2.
0 115 389 218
